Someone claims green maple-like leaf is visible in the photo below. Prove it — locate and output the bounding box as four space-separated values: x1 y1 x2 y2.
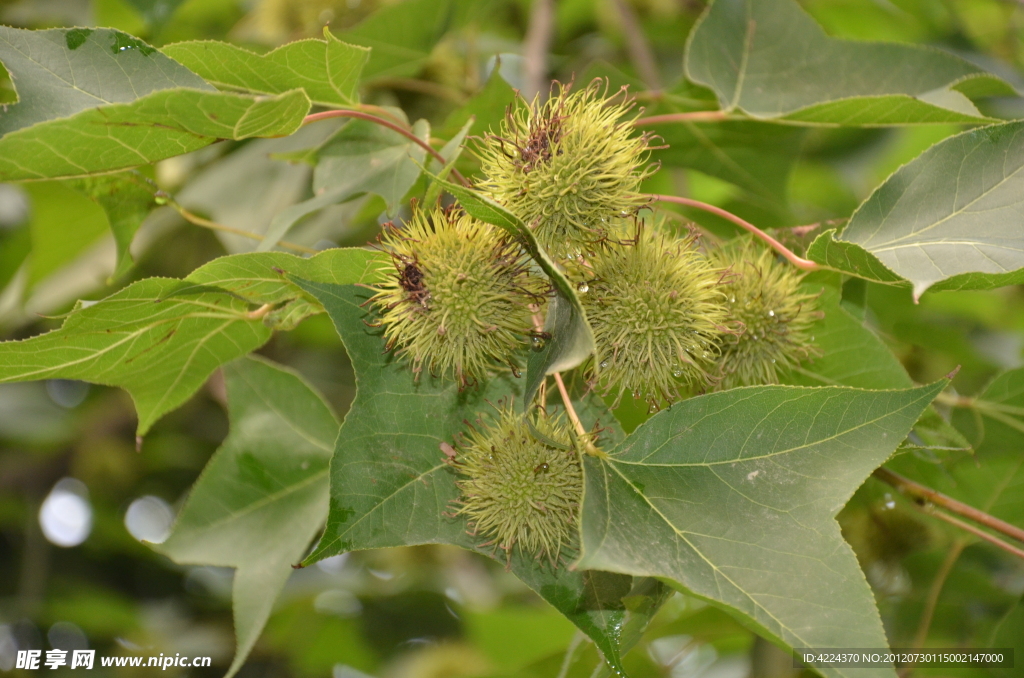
576 381 945 678
686 0 1013 125
292 281 665 672
161 33 369 107
157 356 338 678
0 27 310 181
809 121 1024 299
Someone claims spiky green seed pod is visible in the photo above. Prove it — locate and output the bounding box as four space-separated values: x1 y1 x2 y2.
475 80 654 256
712 242 820 389
371 206 548 385
449 406 581 566
579 228 729 404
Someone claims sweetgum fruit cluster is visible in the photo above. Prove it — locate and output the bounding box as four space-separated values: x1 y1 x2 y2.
476 80 654 257
370 79 823 564
447 405 581 566
370 205 547 386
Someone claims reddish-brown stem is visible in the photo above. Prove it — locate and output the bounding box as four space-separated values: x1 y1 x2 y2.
634 111 729 126
302 110 470 187
874 467 1024 545
922 507 1024 560
648 194 820 271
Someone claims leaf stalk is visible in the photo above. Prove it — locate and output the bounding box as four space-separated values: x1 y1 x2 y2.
647 194 820 271
301 109 470 187
873 466 1024 550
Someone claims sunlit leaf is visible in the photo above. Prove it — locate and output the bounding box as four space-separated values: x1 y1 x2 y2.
161 33 370 107
0 278 270 435
577 381 945 678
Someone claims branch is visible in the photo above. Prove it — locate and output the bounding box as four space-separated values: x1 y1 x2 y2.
166 200 318 255
647 194 820 271
874 467 1024 546
920 506 1024 560
634 111 728 125
611 0 662 92
522 0 555 101
302 109 470 187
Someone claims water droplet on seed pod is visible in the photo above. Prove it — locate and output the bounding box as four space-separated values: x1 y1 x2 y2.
577 282 589 293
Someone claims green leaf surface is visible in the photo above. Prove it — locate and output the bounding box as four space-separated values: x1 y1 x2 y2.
340 0 456 80
990 598 1024 676
23 181 109 287
806 230 904 285
781 275 912 389
0 26 211 136
952 366 1024 454
0 278 271 435
576 381 946 678
292 281 662 671
258 117 429 251
685 0 1012 124
157 356 338 678
0 87 311 181
654 120 806 210
65 171 157 280
122 0 186 28
824 121 1024 299
186 248 387 305
439 69 516 140
432 179 595 407
160 34 370 107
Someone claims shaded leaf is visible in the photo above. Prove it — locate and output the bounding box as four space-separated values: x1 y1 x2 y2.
341 0 457 80
292 281 662 671
157 356 337 678
781 274 912 390
122 0 187 28
174 122 338 255
685 0 1012 124
654 120 805 211
23 181 109 287
161 33 370 107
0 26 210 136
439 69 517 140
258 117 429 251
577 381 946 678
812 121 1024 299
65 171 157 280
0 278 271 435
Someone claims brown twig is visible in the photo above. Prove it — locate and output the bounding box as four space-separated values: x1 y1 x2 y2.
634 111 728 125
611 0 662 92
873 467 1024 545
302 109 470 187
919 507 1024 560
522 0 555 101
648 194 820 271
168 201 318 255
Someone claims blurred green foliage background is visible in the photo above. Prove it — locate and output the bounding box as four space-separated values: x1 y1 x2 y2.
0 0 1023 676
